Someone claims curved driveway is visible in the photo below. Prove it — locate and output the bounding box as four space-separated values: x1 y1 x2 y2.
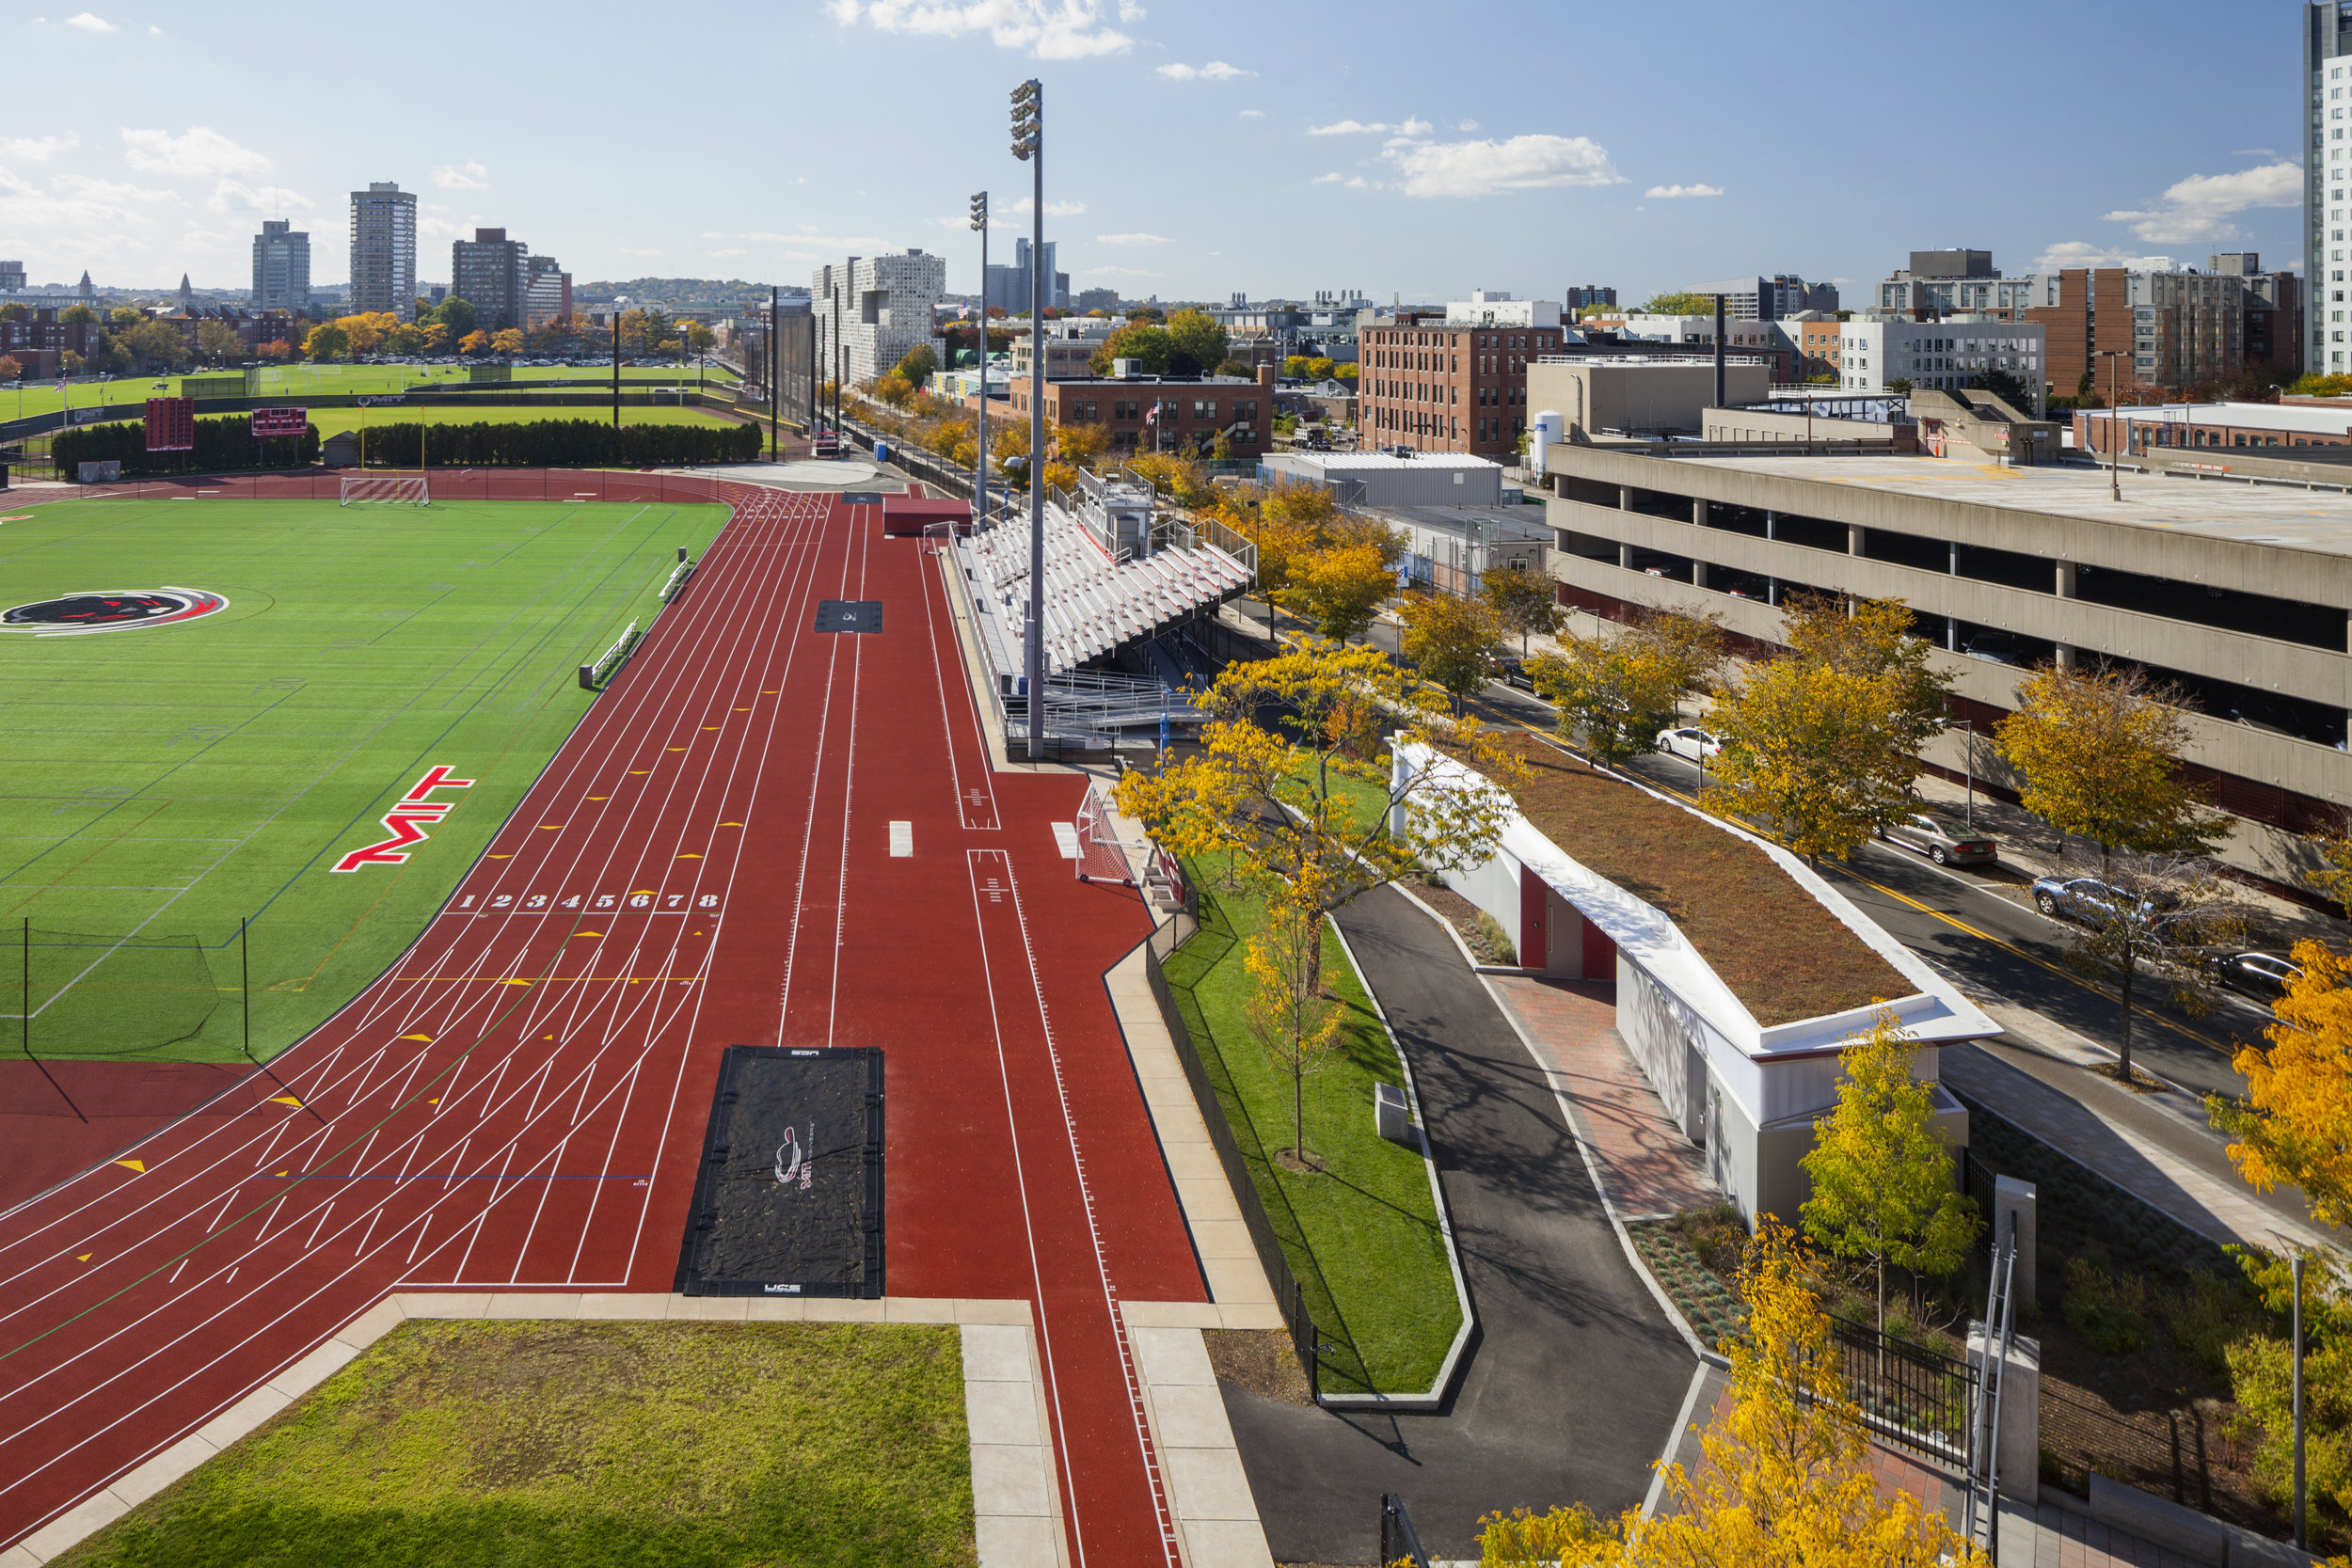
1221 885 1693 1562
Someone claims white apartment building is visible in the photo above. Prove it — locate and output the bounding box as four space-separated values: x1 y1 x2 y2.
1445 289 1563 328
1839 315 2044 412
2310 1 2352 372
812 250 948 387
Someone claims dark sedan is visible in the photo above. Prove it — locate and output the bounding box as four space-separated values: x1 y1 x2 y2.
2205 949 2303 1004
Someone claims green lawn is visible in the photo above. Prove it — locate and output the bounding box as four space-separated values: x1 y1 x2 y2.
306 405 741 439
51 1320 976 1568
1161 867 1462 1395
0 494 725 1061
1 367 735 423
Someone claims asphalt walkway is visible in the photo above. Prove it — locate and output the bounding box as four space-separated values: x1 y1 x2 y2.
1219 885 1692 1562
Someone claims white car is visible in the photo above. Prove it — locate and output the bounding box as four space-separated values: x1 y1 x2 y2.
1655 726 1723 762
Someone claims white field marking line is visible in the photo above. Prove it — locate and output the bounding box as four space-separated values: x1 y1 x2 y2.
203 1193 234 1233
0 485 811 1523
354 1210 378 1258
403 1137 468 1266
919 534 999 832
826 507 872 1046
963 847 1092 1568
301 1201 334 1252
0 493 792 1258
250 1197 287 1243
451 1144 516 1282
0 937 547 1315
617 483 844 1286
20 501 669 1018
774 501 859 1029
983 846 1183 1568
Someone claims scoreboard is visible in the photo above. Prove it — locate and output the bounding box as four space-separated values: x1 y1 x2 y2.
250 407 308 438
143 397 195 452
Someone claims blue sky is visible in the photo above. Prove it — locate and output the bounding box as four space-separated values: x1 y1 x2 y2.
0 0 2313 303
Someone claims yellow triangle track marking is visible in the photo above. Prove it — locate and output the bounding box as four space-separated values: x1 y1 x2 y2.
677 853 702 859
575 931 603 938
269 1096 302 1107
628 770 649 775
539 824 563 830
720 822 741 827
77 1254 91 1263
401 1033 432 1041
503 978 532 986
115 1160 144 1174
588 797 609 800
489 854 513 859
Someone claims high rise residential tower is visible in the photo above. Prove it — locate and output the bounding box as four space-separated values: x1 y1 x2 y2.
349 182 417 320
250 220 310 314
2308 3 2352 372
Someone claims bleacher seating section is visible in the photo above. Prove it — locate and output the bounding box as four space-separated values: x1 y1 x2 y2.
962 501 1249 675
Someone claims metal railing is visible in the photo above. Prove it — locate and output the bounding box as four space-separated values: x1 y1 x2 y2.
1826 1313 1975 1465
1379 1494 1432 1568
1142 916 1324 1390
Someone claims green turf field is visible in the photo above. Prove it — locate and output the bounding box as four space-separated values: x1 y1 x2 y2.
0 493 727 1062
304 405 741 440
0 366 737 423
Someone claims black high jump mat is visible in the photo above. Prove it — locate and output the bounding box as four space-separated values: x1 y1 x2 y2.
676 1045 883 1298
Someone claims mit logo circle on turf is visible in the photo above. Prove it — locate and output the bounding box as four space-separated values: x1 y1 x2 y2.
0 587 228 637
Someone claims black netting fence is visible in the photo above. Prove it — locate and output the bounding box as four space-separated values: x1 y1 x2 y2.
1 927 226 1058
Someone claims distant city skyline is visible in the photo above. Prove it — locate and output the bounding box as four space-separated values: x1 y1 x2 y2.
0 0 2315 307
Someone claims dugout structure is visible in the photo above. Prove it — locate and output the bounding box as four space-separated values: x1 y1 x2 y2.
678 1045 883 1299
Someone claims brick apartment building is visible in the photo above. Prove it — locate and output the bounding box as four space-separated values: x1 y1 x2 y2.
1795 320 1842 380
2020 262 2298 399
1359 311 1571 457
1006 365 1275 457
0 309 102 376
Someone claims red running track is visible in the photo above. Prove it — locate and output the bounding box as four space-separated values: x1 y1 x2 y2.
0 479 1206 1566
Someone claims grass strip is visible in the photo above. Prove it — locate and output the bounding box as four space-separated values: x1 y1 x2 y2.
53 1320 977 1568
1160 865 1461 1395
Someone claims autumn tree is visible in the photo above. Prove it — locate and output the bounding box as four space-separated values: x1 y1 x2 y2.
0 354 22 384
58 304 96 325
432 296 478 341
1995 663 2221 870
1245 890 1350 1167
1285 543 1393 642
1114 640 1524 993
1777 593 1950 763
875 372 915 407
418 322 451 356
303 322 348 362
1482 563 1565 654
491 328 524 356
2047 847 2249 1082
459 330 492 356
685 321 716 354
195 320 242 364
1637 290 1717 317
1479 1220 1988 1568
1054 420 1111 469
1801 1012 1977 1338
1528 609 1726 768
1400 590 1504 714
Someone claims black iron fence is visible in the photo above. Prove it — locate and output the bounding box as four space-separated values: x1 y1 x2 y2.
1827 1313 1975 1465
1142 915 1324 1390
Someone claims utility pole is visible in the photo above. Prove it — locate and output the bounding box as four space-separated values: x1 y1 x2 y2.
611 314 621 433
971 191 991 525
769 286 779 461
2098 348 2125 501
1013 78 1045 759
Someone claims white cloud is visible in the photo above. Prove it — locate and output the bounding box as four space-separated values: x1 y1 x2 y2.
65 11 115 30
0 134 79 161
1456 119 1479 132
147 22 159 31
1311 172 1368 190
700 230 726 239
432 160 490 191
1009 196 1085 217
827 0 1134 59
1381 133 1621 198
206 179 312 214
120 126 269 177
2034 239 2139 270
1308 117 1430 136
1116 0 1142 15
1096 231 1170 245
619 247 664 257
746 230 897 249
177 227 234 253
710 247 748 258
1645 182 1723 198
1238 108 1265 119
1087 264 1161 277
1156 59 1249 80
2101 161 2300 244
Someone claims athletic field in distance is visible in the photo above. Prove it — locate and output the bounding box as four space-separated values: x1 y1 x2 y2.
0 492 725 1063
0 364 739 424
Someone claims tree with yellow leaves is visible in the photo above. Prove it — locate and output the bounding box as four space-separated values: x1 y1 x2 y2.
1801 1011 1976 1338
1528 609 1725 768
1399 589 1505 714
302 322 347 362
1478 1219 1990 1568
1709 651 1914 866
491 328 524 356
1055 419 1112 469
1244 889 1350 1166
1114 639 1523 993
459 329 492 356
1994 662 2221 870
1286 542 1394 643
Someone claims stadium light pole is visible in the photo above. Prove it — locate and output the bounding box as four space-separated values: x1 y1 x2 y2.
1012 77 1044 759
769 286 779 463
971 191 989 528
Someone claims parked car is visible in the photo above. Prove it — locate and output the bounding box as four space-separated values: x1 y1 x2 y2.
1654 726 1723 762
2204 949 2303 1004
1878 812 1998 866
1962 632 2025 666
1491 657 1535 691
2031 875 2174 925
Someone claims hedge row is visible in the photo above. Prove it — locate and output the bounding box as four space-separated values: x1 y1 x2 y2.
357 420 762 468
54 415 319 477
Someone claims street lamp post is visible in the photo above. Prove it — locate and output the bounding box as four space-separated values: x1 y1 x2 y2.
1012 77 1044 760
971 191 990 531
2097 348 2128 502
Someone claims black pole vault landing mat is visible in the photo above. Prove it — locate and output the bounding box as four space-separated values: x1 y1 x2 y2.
677 1045 883 1298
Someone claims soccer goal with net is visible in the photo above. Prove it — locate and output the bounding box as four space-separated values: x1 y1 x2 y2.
339 476 431 507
